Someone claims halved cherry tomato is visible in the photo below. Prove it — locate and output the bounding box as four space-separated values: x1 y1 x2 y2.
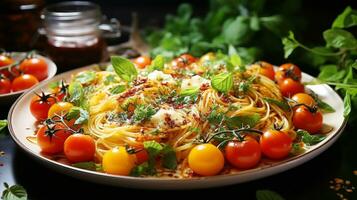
64 134 95 163
133 56 151 69
11 74 39 92
292 93 315 107
188 143 224 176
102 146 136 175
19 57 48 81
257 61 275 80
260 130 292 159
48 102 74 118
225 137 261 169
292 105 323 134
275 63 302 83
30 93 57 120
37 123 71 154
0 75 11 94
279 78 305 97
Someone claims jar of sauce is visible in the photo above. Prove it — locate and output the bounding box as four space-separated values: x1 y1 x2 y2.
42 1 109 72
0 0 44 51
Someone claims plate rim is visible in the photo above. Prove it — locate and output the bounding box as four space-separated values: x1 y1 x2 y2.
7 65 348 188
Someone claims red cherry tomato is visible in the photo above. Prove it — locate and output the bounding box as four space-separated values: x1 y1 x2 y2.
257 61 275 80
37 123 71 154
133 56 151 69
0 54 13 67
260 130 292 159
135 149 149 165
11 74 39 92
275 63 302 83
225 137 261 169
293 105 323 134
30 93 57 120
172 54 197 69
64 134 96 163
0 75 11 94
19 57 48 81
279 78 305 97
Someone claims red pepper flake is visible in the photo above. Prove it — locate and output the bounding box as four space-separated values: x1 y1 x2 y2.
200 83 209 91
164 113 176 128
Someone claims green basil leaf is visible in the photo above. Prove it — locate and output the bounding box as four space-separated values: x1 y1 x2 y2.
222 16 251 45
332 6 357 28
148 55 165 72
306 90 335 113
180 87 199 97
48 81 60 90
72 162 101 171
111 56 138 82
74 71 96 85
0 120 8 132
162 145 177 170
207 106 225 125
68 81 84 106
104 74 118 85
256 190 285 200
211 72 233 93
228 45 242 68
1 183 27 200
67 107 89 125
323 29 357 49
226 114 260 129
317 65 346 82
250 15 260 31
344 92 351 117
110 85 126 94
282 31 299 58
296 129 326 145
263 98 290 111
260 15 286 36
132 105 157 123
143 140 163 157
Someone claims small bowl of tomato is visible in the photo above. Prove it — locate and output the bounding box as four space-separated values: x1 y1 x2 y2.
0 52 57 107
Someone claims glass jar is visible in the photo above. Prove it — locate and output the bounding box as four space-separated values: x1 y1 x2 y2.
42 1 109 72
0 0 44 51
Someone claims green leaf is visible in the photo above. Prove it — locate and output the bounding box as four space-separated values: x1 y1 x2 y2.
143 140 163 157
332 6 357 28
68 81 84 106
256 190 285 200
260 15 285 36
207 106 225 125
109 85 126 94
250 15 260 31
104 74 118 85
307 90 335 113
323 29 357 49
282 31 299 58
111 56 138 82
263 98 290 111
66 107 89 125
317 65 346 82
0 120 8 132
222 16 251 45
296 130 326 145
74 71 96 85
132 105 157 123
162 145 177 170
344 92 351 117
148 55 165 72
228 45 242 68
1 183 28 200
180 87 199 96
211 72 233 93
226 114 260 129
72 162 101 171
130 162 151 176
48 81 60 90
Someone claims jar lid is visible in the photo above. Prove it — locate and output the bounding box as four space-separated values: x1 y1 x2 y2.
42 1 102 36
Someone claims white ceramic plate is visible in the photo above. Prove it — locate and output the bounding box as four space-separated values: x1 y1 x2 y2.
0 53 57 106
8 66 346 189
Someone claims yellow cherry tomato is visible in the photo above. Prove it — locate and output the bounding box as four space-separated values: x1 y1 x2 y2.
48 102 74 118
102 146 136 176
188 143 224 176
292 93 316 107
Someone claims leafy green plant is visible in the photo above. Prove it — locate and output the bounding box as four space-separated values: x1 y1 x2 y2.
282 6 357 120
146 0 294 62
